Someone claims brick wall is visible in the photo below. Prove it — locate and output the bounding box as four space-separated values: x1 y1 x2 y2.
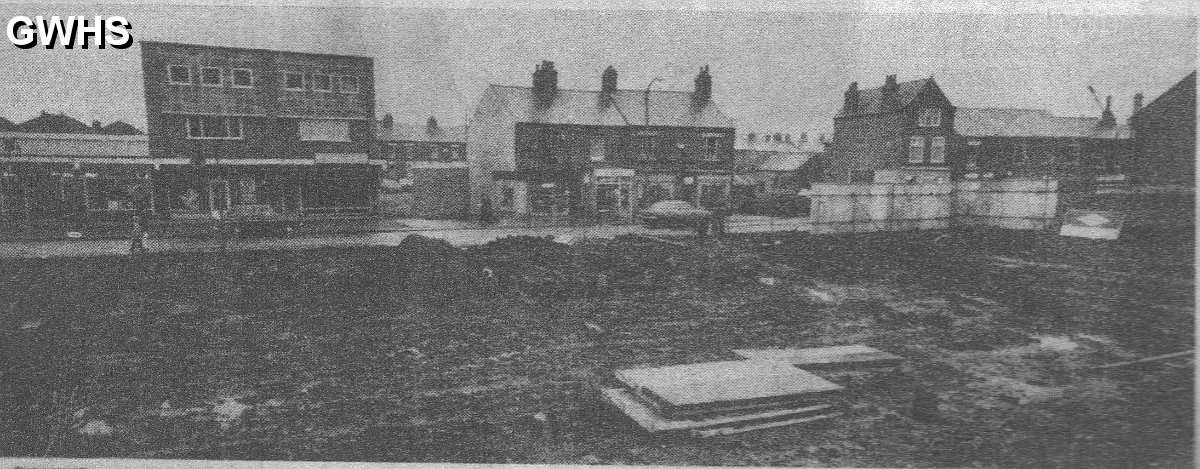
1130 73 1196 185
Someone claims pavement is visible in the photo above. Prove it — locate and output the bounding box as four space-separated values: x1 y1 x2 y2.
0 216 812 259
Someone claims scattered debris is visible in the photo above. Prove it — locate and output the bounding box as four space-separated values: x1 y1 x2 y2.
757 277 779 286
211 397 250 430
1035 335 1080 352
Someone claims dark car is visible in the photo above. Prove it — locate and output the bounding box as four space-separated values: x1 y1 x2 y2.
640 200 712 228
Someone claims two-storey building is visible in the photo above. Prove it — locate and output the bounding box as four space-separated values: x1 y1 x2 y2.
378 116 469 218
140 41 381 219
821 75 955 183
467 62 735 224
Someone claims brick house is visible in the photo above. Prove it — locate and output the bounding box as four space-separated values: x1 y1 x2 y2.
1129 71 1196 186
467 62 736 224
377 115 468 218
822 75 955 184
140 41 382 219
952 102 1130 183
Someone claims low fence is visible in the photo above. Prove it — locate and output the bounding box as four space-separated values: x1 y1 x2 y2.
810 179 1059 234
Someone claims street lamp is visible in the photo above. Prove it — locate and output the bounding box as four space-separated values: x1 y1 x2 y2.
644 77 663 126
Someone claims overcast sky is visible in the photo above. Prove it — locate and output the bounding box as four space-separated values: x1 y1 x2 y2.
1 4 1194 137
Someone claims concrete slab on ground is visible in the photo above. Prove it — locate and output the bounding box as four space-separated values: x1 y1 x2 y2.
614 360 843 413
600 387 839 435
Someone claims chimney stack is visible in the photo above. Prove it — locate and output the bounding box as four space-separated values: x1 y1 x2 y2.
91 120 102 132
693 65 713 104
1132 92 1144 115
601 66 617 94
800 132 808 143
380 113 394 130
532 60 558 103
747 132 756 144
881 74 899 109
1099 94 1116 127
843 82 859 112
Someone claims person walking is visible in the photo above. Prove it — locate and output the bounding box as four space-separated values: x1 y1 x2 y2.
128 215 148 255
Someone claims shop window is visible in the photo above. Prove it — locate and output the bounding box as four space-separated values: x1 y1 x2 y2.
186 116 244 139
201 67 222 86
283 72 304 91
232 69 253 88
908 136 925 163
500 187 515 209
299 119 350 142
929 136 946 164
86 177 144 211
171 187 205 212
168 65 190 84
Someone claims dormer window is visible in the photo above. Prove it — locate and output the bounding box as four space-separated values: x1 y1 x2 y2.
919 108 942 127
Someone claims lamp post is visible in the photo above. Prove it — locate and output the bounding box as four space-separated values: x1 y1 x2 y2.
643 77 663 126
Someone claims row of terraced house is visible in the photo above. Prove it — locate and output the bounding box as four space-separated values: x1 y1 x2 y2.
0 41 1193 226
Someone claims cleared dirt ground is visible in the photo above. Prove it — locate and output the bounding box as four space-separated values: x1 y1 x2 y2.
1 227 1193 467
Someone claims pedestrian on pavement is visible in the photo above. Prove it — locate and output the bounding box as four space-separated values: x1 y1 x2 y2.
129 215 148 255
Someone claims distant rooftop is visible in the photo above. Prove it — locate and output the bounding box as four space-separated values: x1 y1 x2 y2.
956 107 1129 139
838 77 935 118
479 84 734 128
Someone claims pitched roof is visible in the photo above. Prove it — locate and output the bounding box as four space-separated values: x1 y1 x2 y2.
18 112 93 134
480 85 734 128
838 78 933 117
955 107 1129 139
379 123 466 143
0 117 17 132
1133 70 1196 119
0 132 149 157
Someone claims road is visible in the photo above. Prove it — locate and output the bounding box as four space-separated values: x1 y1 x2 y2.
0 217 811 259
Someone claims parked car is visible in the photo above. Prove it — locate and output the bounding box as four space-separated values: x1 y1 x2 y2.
640 200 712 228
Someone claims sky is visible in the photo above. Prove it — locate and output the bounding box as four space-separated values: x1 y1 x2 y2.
0 3 1194 138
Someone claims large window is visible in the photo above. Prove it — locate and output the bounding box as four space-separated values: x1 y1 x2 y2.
200 67 222 86
168 65 191 84
908 136 926 163
186 116 244 139
298 119 351 142
919 108 942 127
232 69 253 88
283 72 304 91
929 136 946 164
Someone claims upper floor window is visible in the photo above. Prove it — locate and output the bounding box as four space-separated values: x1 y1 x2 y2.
168 65 190 84
200 67 222 87
186 116 244 139
929 136 946 164
283 72 304 91
918 108 942 127
908 136 926 163
299 119 350 142
232 69 253 88
313 74 331 92
703 135 723 160
339 76 359 94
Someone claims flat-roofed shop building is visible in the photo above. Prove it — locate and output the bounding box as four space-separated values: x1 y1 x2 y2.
140 41 382 219
467 62 736 224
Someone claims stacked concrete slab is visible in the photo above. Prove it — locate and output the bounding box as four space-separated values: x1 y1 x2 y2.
599 345 902 437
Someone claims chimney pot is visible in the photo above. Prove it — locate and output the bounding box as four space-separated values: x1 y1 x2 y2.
601 66 618 94
1133 92 1144 114
844 81 860 112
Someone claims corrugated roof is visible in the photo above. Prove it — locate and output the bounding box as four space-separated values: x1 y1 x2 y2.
956 107 1129 139
379 124 466 143
0 132 149 157
482 85 734 128
838 78 932 117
